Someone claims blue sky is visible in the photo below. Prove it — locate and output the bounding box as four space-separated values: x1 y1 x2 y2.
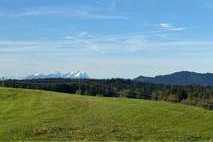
0 0 213 78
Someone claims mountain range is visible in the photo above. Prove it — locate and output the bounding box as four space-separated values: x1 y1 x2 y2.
22 71 213 86
26 71 89 79
135 71 213 86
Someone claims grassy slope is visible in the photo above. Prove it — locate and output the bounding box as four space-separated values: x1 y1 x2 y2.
0 88 213 141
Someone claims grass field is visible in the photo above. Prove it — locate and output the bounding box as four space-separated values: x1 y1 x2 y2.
0 87 213 141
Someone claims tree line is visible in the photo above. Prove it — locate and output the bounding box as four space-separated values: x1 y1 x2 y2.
0 78 213 110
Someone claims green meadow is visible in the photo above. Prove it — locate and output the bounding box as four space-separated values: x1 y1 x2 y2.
0 87 213 141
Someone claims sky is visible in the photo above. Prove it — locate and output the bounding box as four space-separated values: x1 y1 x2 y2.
0 0 213 79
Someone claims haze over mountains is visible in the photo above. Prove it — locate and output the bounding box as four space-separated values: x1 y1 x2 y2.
135 71 213 86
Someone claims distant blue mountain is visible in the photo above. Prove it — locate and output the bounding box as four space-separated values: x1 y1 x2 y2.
135 71 213 86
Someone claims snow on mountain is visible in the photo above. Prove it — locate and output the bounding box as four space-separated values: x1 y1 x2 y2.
73 71 89 79
26 71 89 79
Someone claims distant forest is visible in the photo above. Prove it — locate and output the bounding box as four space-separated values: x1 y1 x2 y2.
1 78 213 110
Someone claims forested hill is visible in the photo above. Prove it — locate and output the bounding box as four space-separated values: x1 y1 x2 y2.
0 78 213 110
135 71 213 86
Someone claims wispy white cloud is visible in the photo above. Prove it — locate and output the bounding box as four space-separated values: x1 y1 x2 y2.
0 6 128 20
1 32 213 56
159 23 185 32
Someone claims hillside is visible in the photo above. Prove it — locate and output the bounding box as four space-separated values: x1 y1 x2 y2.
135 71 213 86
0 88 213 141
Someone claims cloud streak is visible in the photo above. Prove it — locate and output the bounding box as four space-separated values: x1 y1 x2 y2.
0 6 128 20
159 23 185 32
1 33 213 57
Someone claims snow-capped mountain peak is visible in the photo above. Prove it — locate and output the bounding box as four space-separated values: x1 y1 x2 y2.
74 71 89 79
26 71 89 79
